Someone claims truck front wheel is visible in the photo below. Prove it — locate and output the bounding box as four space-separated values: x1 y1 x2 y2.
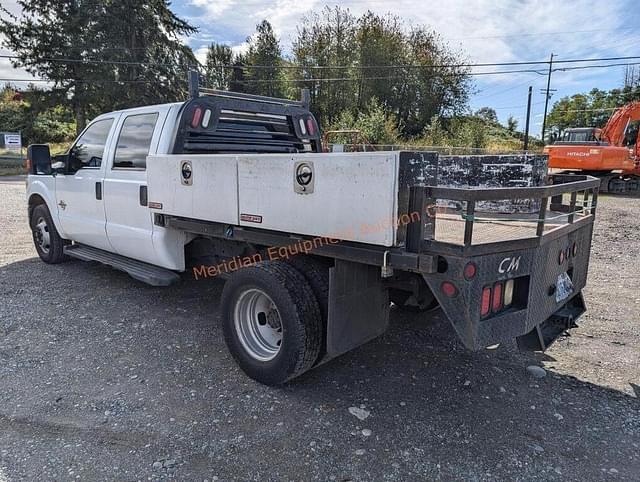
220 261 323 385
30 204 67 264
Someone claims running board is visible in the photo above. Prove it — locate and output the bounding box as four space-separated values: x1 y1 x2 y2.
64 244 180 287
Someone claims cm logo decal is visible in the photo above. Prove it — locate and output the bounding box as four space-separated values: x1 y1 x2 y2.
498 256 521 274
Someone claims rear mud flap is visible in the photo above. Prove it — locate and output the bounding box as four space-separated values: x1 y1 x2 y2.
322 260 389 362
516 293 586 351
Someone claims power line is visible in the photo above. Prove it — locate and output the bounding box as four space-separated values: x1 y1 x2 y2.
3 53 640 70
0 78 165 84
535 107 618 116
3 58 639 86
554 61 640 73
446 27 636 41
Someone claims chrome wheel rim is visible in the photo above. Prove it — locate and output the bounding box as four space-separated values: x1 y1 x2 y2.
34 216 51 254
234 288 283 361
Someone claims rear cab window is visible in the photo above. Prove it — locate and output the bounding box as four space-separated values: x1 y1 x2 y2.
113 113 159 169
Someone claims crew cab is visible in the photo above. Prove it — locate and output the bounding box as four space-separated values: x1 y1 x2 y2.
26 84 600 385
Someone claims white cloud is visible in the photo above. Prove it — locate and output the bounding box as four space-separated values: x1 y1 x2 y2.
187 0 629 79
189 0 237 18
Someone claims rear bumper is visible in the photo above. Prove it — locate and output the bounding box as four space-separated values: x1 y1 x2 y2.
421 221 593 351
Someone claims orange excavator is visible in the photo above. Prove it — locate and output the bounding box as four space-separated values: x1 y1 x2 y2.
544 101 640 192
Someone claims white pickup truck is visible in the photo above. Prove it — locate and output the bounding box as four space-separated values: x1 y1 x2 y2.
26 86 600 385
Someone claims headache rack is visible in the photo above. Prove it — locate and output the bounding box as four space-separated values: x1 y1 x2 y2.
174 71 320 155
406 174 601 257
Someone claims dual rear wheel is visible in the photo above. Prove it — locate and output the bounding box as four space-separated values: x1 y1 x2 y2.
221 260 327 385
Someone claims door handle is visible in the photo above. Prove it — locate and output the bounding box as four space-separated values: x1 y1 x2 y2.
95 182 102 200
139 185 148 206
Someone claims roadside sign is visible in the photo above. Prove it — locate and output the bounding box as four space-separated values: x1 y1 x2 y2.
4 133 22 151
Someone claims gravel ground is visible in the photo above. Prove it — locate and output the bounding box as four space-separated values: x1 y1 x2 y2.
0 177 638 481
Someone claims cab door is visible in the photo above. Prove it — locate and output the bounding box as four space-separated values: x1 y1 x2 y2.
54 116 118 251
103 109 166 264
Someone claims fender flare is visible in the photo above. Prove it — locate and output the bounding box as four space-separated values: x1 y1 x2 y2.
27 180 67 238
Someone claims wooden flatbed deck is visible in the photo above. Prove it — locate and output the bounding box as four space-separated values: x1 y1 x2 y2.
433 210 586 245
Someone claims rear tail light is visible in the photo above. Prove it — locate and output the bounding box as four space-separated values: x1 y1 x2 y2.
441 281 458 298
504 279 514 306
481 287 491 317
299 118 307 135
25 158 32 172
201 109 212 128
463 262 477 280
481 277 524 318
191 107 202 128
306 118 316 136
492 282 503 312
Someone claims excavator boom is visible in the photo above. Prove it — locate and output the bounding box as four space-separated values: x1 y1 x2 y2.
600 101 640 153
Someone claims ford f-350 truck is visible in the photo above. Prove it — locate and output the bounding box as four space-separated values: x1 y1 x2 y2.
26 86 600 385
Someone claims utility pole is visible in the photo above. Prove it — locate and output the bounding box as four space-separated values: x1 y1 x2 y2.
523 86 532 151
540 53 555 144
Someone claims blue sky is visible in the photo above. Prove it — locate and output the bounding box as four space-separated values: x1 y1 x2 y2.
2 0 639 137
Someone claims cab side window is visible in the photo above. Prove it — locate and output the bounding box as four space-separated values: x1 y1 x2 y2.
113 113 159 169
68 118 114 173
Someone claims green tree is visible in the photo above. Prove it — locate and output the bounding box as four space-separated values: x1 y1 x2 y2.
355 12 405 112
292 7 358 126
0 0 197 133
546 86 640 137
328 97 400 145
475 107 498 123
0 85 75 144
244 20 285 97
292 8 470 135
507 115 518 132
205 43 233 90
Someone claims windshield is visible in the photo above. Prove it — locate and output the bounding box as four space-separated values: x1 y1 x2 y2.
562 130 595 142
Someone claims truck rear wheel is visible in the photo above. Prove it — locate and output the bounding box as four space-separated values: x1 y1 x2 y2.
221 261 323 385
30 204 67 264
285 256 330 363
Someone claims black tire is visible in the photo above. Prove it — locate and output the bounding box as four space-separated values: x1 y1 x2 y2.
30 204 67 264
285 256 329 320
221 261 322 385
390 288 439 312
285 256 330 363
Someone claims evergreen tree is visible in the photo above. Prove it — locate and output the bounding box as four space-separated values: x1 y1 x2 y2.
205 43 233 90
0 0 197 133
244 21 285 97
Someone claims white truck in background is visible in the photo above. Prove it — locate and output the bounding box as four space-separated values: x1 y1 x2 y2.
26 85 600 385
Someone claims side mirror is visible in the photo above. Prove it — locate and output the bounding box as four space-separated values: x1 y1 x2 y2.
27 144 51 175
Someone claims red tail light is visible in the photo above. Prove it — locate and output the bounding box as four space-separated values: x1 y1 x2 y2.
464 262 477 280
481 287 491 317
492 282 503 312
441 281 458 298
306 118 316 136
25 158 32 172
191 107 202 128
